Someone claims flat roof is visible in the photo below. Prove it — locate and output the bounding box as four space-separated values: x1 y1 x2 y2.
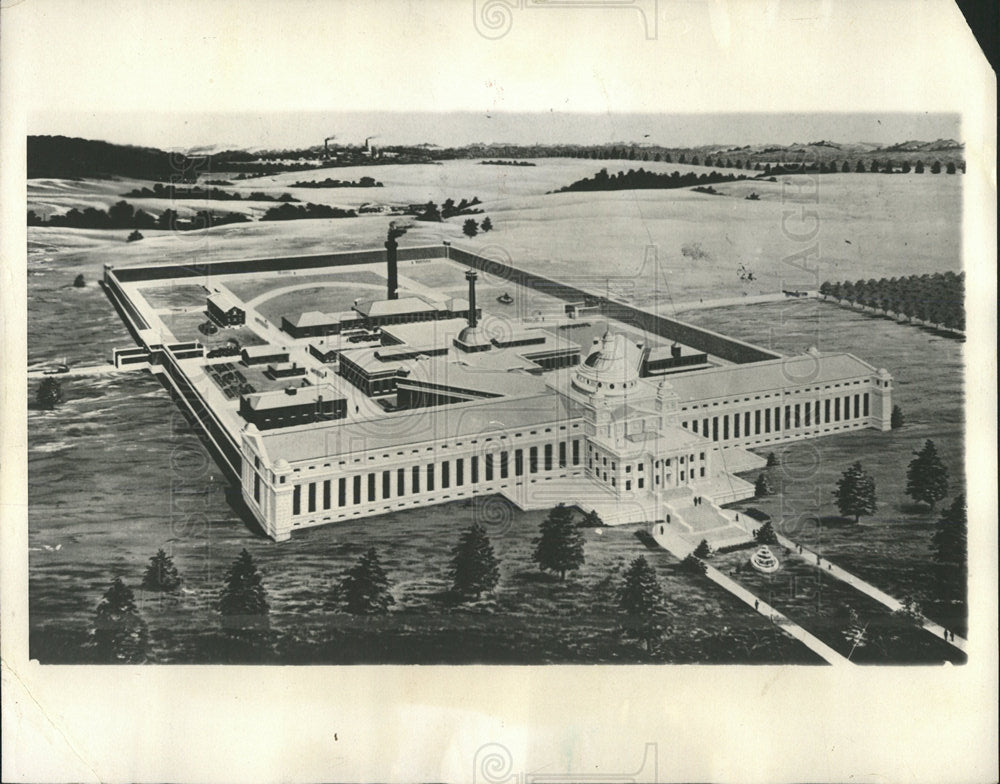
243 383 342 411
354 296 437 318
208 290 242 312
243 344 289 358
667 352 876 403
400 358 549 397
259 393 586 462
381 317 469 348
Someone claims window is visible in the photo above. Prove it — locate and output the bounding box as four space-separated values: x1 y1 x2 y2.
834 397 841 421
774 407 782 431
625 480 631 491
853 394 860 419
825 398 831 422
572 439 580 466
765 408 771 433
293 484 301 515
471 456 479 484
456 458 464 486
680 471 685 481
515 449 524 476
863 392 870 416
626 464 632 473
529 446 539 474
427 465 435 491
397 468 405 496
755 409 761 435
338 478 346 507
794 403 801 428
485 454 494 481
412 466 420 493
723 415 729 440
638 463 644 471
441 461 450 489
367 473 376 503
253 473 260 503
734 412 741 438
700 467 706 477
805 402 812 427
692 420 699 434
500 451 509 479
638 478 644 489
382 470 391 498
544 444 553 471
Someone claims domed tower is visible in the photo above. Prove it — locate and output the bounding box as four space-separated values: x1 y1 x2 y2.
571 331 644 399
656 377 680 423
871 366 894 431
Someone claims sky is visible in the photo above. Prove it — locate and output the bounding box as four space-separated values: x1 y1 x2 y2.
5 0 980 152
27 110 961 152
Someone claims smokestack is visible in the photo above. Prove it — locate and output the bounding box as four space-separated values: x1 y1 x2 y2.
385 236 399 300
465 270 478 328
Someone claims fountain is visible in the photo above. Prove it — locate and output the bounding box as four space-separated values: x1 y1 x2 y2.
750 545 780 574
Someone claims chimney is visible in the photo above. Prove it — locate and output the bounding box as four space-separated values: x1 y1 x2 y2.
671 342 681 359
385 234 399 300
465 269 478 328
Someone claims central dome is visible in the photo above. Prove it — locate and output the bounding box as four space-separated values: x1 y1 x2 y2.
572 331 643 397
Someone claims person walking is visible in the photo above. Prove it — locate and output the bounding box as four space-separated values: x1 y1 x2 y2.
754 599 759 611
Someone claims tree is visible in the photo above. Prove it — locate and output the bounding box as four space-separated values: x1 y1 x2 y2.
578 509 604 528
901 160 911 173
833 461 877 523
618 556 668 649
946 161 956 174
890 404 904 429
680 552 707 575
765 451 779 467
480 216 493 233
855 160 866 173
462 218 479 238
532 503 585 579
754 521 778 545
335 547 395 614
92 577 148 663
869 159 880 173
692 539 712 559
35 377 63 410
448 523 500 599
841 161 850 173
906 439 949 508
141 549 181 592
127 229 144 242
73 273 86 288
932 495 967 567
219 548 269 629
914 160 925 174
754 473 773 498
930 160 941 174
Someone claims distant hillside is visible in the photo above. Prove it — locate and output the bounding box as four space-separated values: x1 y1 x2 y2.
28 136 197 181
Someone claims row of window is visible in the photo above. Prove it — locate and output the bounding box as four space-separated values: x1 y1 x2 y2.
680 378 866 411
682 393 870 441
286 439 583 516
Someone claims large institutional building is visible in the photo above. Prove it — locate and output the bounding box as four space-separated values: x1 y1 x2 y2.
104 239 893 544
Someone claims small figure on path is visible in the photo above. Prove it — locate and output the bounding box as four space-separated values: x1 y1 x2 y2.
754 599 759 611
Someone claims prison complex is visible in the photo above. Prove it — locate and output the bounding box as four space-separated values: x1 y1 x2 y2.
103 240 893 542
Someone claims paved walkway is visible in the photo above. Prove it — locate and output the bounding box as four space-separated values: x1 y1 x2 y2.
649 524 849 665
776 533 967 653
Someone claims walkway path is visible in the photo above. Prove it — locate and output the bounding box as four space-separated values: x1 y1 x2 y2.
776 534 967 653
649 524 849 665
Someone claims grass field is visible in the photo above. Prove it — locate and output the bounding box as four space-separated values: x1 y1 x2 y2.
225 268 387 303
26 159 965 663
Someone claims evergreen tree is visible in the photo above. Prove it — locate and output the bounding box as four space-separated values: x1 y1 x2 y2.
833 461 877 522
765 451 779 467
841 161 850 173
906 439 949 508
480 216 493 233
532 503 585 579
946 161 956 174
335 547 395 614
73 273 86 287
141 548 181 592
692 539 712 559
462 218 479 238
93 577 148 663
930 160 941 174
890 404 905 429
449 523 500 599
680 552 707 575
754 521 778 544
855 160 866 173
219 548 269 629
914 160 925 173
578 509 604 528
35 377 63 410
932 495 967 567
618 556 668 649
754 473 773 497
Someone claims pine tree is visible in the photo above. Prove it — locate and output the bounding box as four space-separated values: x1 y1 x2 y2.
754 521 778 544
579 509 604 528
754 473 773 498
219 548 269 629
141 548 181 592
480 216 493 233
833 461 877 523
36 377 63 410
932 495 967 565
618 556 668 649
93 577 148 663
890 404 905 429
692 539 712 559
914 160 925 174
906 439 949 508
462 218 479 238
448 523 500 599
765 452 779 467
532 503 585 579
335 547 395 614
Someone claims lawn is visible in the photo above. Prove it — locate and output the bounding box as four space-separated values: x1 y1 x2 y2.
225 268 386 303
137 282 209 310
158 310 266 349
255 284 387 325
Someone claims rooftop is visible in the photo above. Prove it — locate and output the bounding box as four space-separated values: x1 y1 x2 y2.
354 295 437 318
288 310 336 328
667 352 876 403
242 383 342 411
208 290 242 312
258 393 586 462
243 344 289 358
